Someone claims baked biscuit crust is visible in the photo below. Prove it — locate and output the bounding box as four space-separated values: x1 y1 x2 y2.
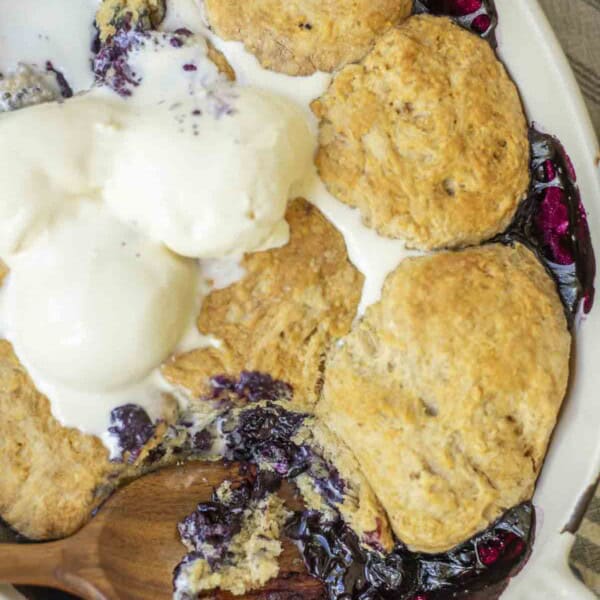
163 199 363 411
313 15 530 250
0 338 117 540
318 243 570 552
203 0 413 76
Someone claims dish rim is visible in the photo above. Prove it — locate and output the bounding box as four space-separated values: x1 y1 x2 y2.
2 0 600 598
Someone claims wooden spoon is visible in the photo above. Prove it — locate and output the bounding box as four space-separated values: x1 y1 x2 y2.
0 462 324 599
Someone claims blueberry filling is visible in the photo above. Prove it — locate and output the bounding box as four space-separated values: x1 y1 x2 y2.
165 373 535 599
222 402 308 473
414 0 498 42
175 467 282 575
106 403 156 463
210 371 293 403
286 503 534 600
495 127 596 317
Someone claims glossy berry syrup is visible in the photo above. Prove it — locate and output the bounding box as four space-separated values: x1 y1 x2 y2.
287 503 534 600
496 128 596 318
169 374 535 600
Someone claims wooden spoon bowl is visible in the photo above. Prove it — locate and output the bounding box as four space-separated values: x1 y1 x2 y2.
0 462 324 599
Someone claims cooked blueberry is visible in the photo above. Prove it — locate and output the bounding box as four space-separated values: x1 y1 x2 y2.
495 127 596 317
44 61 73 98
107 404 155 463
286 503 533 600
227 403 306 452
177 472 279 574
209 371 293 402
178 501 240 566
192 429 213 452
145 445 167 464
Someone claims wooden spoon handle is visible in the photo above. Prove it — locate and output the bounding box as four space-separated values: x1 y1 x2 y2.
0 541 64 587
0 541 115 600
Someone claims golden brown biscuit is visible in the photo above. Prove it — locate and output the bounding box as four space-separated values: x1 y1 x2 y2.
206 41 236 81
317 244 570 553
0 339 117 540
203 0 413 76
162 199 363 411
313 15 530 250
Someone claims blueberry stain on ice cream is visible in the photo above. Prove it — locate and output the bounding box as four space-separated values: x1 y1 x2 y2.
93 26 192 96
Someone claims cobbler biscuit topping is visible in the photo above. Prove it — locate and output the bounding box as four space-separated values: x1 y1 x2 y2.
313 14 529 250
0 1 595 599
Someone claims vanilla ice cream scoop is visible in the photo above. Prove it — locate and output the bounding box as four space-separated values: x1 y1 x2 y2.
2 203 198 392
102 84 313 258
0 96 118 264
0 30 314 439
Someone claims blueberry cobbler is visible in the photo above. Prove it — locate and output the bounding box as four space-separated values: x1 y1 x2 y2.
0 0 596 599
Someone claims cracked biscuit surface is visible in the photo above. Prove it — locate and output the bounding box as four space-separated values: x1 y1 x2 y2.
313 15 530 250
203 0 413 75
163 199 363 412
317 243 570 553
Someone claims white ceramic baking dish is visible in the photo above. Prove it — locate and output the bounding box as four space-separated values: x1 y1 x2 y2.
2 0 599 598
495 1 600 598
497 0 600 600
